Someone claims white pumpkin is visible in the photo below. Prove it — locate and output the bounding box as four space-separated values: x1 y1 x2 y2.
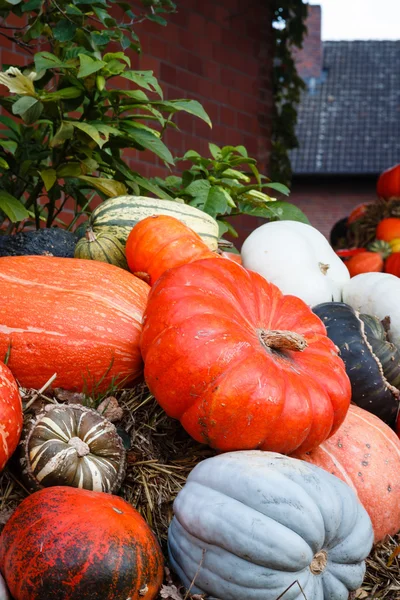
168 451 373 600
0 574 11 600
343 272 400 347
241 221 350 305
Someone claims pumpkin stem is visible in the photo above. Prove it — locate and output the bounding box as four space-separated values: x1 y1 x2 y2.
310 550 328 575
259 329 308 352
134 271 151 284
85 226 97 243
68 436 90 457
319 262 330 275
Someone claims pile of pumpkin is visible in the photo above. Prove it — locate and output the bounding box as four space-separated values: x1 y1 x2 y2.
333 163 400 278
0 195 399 600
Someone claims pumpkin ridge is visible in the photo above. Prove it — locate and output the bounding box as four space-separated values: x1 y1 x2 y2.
357 311 400 401
351 410 400 458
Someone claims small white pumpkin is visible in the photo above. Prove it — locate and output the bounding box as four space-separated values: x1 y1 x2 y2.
241 221 350 305
0 573 11 600
343 272 400 347
168 451 373 600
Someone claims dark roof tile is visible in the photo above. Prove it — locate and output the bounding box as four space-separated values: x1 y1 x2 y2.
290 41 400 175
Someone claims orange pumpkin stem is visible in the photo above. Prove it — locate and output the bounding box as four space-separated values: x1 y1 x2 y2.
259 329 308 352
134 271 151 284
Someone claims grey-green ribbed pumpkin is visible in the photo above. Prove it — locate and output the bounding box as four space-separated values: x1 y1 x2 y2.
87 196 220 250
74 226 128 270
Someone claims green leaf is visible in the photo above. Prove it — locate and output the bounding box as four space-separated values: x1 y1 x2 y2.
50 121 74 148
57 163 82 177
147 13 167 26
53 20 77 42
34 52 65 72
21 0 42 11
70 122 104 147
208 143 220 159
135 176 174 200
263 182 290 196
0 116 20 136
92 5 115 25
0 139 17 154
117 89 149 102
91 31 111 46
65 4 83 15
222 168 250 183
0 157 9 169
240 202 310 224
39 168 57 191
78 176 127 197
154 99 211 127
121 71 163 98
202 186 229 218
12 97 43 125
42 87 83 101
0 191 29 222
103 52 130 67
234 145 248 157
218 219 239 238
77 54 106 78
181 150 201 162
123 125 174 164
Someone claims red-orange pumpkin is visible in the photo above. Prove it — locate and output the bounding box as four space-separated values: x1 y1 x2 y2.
376 163 400 200
126 215 215 286
295 404 400 543
345 251 383 277
0 256 150 393
141 258 351 455
0 361 22 471
384 252 400 277
347 202 370 225
220 251 242 264
376 217 400 242
0 486 164 600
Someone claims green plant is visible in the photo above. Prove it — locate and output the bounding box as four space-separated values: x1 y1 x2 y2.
0 0 211 231
152 143 308 238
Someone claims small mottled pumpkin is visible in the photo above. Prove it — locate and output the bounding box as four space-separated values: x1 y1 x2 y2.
141 258 351 455
0 361 23 471
296 404 400 543
168 451 373 600
376 217 400 242
376 163 400 201
0 486 164 600
74 226 128 270
21 404 126 493
312 302 400 428
125 215 215 285
0 256 150 392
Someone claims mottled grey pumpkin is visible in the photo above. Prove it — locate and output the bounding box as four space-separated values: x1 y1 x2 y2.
21 404 126 493
168 451 373 600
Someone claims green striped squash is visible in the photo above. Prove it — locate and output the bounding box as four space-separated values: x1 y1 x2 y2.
89 196 220 251
74 226 128 270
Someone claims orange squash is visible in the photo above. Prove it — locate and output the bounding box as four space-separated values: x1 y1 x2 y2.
220 251 242 265
0 256 150 393
376 217 400 242
0 361 23 471
384 252 400 277
125 214 215 285
0 486 164 600
377 163 400 201
345 251 383 277
295 404 400 543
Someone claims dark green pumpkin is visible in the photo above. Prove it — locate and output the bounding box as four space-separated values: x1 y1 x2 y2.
313 302 400 428
74 226 128 270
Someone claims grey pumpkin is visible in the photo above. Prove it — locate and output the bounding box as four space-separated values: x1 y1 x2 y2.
20 404 126 494
168 451 374 600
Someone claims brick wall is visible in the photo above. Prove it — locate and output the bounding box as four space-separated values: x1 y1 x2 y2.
292 5 322 80
0 1 275 246
290 175 378 240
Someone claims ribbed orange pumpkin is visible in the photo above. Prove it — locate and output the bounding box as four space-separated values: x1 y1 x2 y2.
345 251 383 277
0 256 150 393
376 217 400 242
0 486 164 600
126 215 215 286
0 362 22 471
220 251 242 264
376 163 400 200
295 404 400 543
141 257 351 455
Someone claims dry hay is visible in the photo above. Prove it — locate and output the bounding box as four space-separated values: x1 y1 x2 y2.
0 383 399 600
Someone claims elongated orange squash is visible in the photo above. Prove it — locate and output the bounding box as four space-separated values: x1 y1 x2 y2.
0 256 150 393
0 361 22 470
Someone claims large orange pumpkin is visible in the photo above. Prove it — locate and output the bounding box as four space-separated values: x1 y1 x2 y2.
376 163 400 201
0 256 150 393
0 486 164 600
125 215 215 286
0 361 22 471
141 258 351 455
295 404 400 543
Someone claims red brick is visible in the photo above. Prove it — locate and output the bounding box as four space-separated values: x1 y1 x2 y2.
138 56 160 75
1 50 29 67
220 106 236 127
160 63 178 86
186 53 204 76
147 36 169 60
187 13 206 36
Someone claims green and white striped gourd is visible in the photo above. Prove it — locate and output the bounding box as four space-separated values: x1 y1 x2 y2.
88 196 220 250
74 226 128 270
21 404 126 494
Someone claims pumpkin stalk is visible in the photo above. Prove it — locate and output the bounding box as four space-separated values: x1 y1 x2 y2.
85 226 97 243
310 550 328 575
259 329 308 352
68 437 90 457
